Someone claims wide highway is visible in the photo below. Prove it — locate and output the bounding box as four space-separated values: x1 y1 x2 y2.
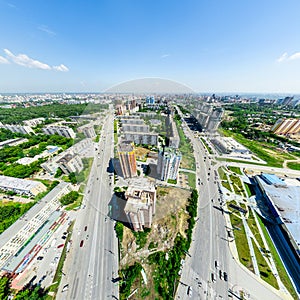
176 110 287 300
57 110 119 300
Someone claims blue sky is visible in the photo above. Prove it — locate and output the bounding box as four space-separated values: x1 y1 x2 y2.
1 0 300 93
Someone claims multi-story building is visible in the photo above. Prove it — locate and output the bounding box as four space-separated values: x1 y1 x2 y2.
0 175 47 196
157 147 181 181
42 125 76 139
23 117 45 127
122 124 149 133
166 115 180 148
77 124 96 138
120 118 144 125
271 118 300 135
118 141 137 178
0 123 35 135
124 178 156 232
57 153 83 174
123 132 158 146
41 138 92 175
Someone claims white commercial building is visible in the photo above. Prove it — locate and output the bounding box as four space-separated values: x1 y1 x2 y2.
0 175 47 196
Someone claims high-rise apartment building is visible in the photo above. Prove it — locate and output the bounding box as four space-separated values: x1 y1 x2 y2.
271 118 300 135
157 147 181 181
118 141 137 178
124 178 156 232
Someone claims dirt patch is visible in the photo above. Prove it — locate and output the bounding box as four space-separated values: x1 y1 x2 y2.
135 146 150 161
119 186 191 299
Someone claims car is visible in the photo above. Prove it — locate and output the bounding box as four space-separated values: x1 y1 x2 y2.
37 256 43 260
211 273 216 282
223 272 228 281
219 269 223 279
215 260 219 269
57 244 64 249
80 240 84 247
187 286 193 297
61 236 67 240
84 226 87 231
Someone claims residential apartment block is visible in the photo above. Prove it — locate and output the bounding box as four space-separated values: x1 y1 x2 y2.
271 118 300 135
166 115 180 148
77 124 96 138
0 123 35 135
42 125 76 139
124 178 156 232
118 141 137 178
123 132 158 146
157 147 181 181
57 153 83 175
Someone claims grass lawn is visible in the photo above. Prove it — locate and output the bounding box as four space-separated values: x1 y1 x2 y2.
220 130 296 168
181 171 196 189
247 209 264 250
218 167 227 181
244 183 255 197
221 181 232 191
256 215 298 299
228 166 242 175
175 120 196 170
200 138 213 154
229 174 245 196
229 213 254 272
287 162 300 170
251 238 279 290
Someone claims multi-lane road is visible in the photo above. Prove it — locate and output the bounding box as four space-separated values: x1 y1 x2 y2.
57 111 118 300
176 114 288 300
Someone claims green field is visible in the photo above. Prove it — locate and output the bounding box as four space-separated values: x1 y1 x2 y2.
229 213 254 272
287 161 300 170
251 238 279 289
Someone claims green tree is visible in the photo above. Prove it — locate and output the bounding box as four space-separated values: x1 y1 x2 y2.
59 191 79 205
0 276 10 300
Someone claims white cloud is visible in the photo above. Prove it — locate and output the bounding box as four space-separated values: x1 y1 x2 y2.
4 48 51 69
38 25 56 36
53 64 69 72
277 52 288 62
3 49 69 72
277 51 300 63
161 54 170 59
289 52 300 60
0 55 9 64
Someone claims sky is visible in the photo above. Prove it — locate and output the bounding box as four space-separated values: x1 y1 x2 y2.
1 0 300 93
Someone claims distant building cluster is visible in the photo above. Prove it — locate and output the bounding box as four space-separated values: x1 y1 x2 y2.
0 175 47 196
124 178 156 232
271 118 300 135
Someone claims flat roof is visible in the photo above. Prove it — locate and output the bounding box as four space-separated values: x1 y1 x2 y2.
0 175 44 191
259 177 300 248
261 173 287 186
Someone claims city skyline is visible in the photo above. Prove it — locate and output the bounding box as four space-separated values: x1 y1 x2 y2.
1 0 300 93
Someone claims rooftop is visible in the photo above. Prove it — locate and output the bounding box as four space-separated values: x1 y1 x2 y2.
0 175 44 191
259 177 300 248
